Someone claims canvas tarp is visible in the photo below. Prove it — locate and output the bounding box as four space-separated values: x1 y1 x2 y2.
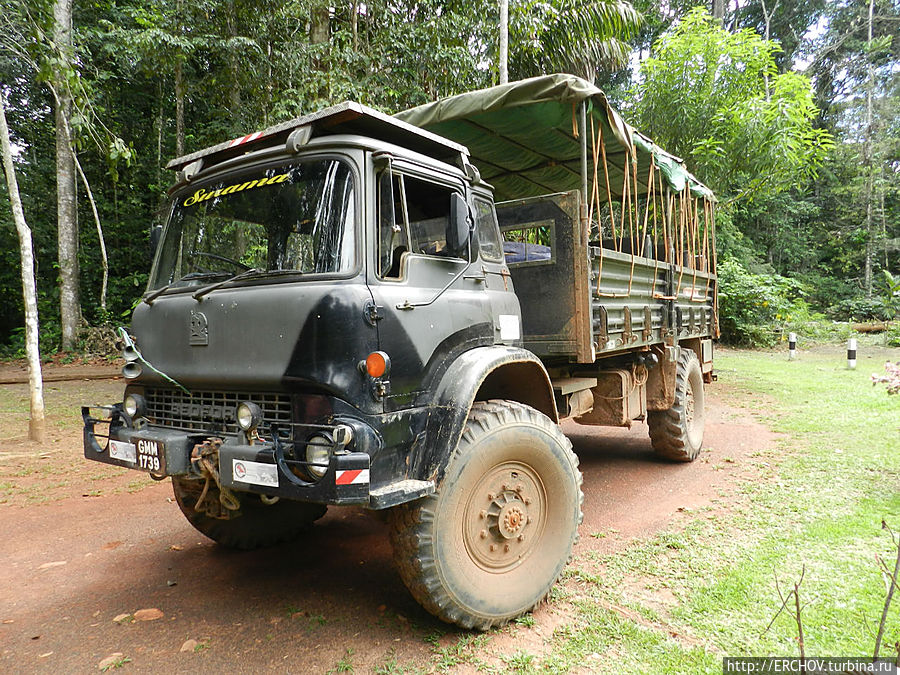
395 73 714 203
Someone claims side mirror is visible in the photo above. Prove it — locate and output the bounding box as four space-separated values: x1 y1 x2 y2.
447 193 471 257
150 225 163 260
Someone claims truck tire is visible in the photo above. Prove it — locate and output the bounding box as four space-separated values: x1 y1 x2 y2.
388 400 583 630
172 477 326 550
648 348 705 461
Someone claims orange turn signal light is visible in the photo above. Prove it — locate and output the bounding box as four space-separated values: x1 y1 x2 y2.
365 351 389 378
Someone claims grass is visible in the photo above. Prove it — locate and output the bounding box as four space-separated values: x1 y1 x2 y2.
494 347 900 674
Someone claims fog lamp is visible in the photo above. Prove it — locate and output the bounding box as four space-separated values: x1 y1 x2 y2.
236 402 263 431
124 393 146 418
305 434 332 479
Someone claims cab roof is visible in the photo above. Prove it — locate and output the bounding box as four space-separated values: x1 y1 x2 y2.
165 102 469 173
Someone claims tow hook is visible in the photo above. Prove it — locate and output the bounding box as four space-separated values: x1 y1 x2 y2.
190 438 241 519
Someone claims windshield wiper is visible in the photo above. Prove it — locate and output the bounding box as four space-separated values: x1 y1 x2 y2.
143 271 227 306
192 267 265 301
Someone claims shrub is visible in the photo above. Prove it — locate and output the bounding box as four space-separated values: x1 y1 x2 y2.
717 258 804 346
886 322 900 348
827 296 893 322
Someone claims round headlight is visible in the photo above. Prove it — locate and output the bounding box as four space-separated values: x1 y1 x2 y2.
236 402 262 431
305 434 332 479
123 393 145 418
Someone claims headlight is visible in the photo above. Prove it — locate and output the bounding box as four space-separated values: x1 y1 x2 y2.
236 402 262 431
305 434 332 479
124 393 146 418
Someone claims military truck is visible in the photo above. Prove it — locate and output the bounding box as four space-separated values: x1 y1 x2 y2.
83 74 718 630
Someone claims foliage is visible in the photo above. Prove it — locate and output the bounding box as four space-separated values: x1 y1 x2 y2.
0 0 896 357
510 0 642 81
886 324 900 348
716 257 806 346
633 8 832 200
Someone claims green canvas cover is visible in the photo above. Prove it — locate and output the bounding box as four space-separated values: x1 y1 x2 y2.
395 73 714 203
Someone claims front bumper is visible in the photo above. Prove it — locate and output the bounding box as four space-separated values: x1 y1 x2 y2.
81 406 432 508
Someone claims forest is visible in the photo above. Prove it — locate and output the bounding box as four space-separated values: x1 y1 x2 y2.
1 0 898 355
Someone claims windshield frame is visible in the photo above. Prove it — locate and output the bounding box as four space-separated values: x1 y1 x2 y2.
148 151 363 294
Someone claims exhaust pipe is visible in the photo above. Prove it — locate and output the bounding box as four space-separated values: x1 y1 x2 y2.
122 361 143 379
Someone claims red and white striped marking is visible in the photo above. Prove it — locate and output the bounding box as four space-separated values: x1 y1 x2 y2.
335 469 369 486
228 131 263 148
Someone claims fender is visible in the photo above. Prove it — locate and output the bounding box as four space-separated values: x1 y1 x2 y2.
409 346 558 485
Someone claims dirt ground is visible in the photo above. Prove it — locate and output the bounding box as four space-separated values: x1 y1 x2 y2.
0 363 779 674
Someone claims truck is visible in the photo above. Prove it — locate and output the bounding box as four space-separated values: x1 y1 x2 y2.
82 74 718 630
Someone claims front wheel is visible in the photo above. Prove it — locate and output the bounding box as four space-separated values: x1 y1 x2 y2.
648 347 706 461
172 477 326 550
388 400 583 630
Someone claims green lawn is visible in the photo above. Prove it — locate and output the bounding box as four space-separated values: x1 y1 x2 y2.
506 348 900 674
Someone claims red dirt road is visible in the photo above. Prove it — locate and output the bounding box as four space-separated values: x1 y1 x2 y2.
0 375 775 674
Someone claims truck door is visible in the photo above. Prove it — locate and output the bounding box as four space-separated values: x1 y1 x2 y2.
367 164 495 412
472 194 523 346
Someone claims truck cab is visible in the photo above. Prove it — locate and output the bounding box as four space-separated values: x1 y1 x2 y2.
86 102 553 511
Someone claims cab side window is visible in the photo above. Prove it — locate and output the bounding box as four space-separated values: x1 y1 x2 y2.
474 198 503 262
378 171 459 278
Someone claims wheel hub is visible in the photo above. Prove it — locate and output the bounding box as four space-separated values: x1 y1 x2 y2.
489 494 527 539
464 464 546 571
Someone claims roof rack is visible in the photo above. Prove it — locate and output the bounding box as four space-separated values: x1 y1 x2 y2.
165 101 470 174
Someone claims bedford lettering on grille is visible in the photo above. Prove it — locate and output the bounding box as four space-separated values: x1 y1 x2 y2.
173 402 234 422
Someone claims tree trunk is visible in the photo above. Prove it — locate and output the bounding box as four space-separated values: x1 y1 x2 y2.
712 0 725 23
175 0 186 157
0 93 46 443
760 0 779 99
175 58 185 157
863 0 875 296
156 82 163 187
227 1 241 118
310 5 329 44
54 0 80 351
499 0 509 84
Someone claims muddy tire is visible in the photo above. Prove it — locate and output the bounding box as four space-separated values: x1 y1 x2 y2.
648 347 705 461
172 477 326 550
387 400 583 630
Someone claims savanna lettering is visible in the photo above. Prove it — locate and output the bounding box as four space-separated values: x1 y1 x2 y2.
182 172 290 206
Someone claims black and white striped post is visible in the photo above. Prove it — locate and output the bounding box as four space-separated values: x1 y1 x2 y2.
847 338 858 370
788 332 797 360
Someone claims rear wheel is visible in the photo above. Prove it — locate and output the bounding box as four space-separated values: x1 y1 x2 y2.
648 348 705 461
388 400 583 630
172 477 326 550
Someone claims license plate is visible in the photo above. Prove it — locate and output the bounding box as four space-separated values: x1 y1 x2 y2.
136 439 165 473
108 439 136 463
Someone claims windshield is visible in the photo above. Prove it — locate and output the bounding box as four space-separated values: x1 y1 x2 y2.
149 158 356 291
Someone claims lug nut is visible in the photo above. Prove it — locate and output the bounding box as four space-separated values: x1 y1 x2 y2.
479 510 486 519
480 530 487 539
504 544 510 553
518 534 525 542
490 544 495 552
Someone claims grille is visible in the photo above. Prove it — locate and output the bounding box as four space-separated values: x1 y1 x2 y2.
144 388 292 435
